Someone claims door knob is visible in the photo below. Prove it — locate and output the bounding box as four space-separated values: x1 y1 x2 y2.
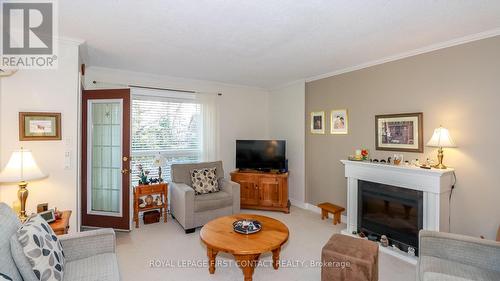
121 169 129 175
123 156 129 162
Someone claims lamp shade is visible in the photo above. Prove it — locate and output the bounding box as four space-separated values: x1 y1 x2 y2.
427 127 456 148
0 149 46 183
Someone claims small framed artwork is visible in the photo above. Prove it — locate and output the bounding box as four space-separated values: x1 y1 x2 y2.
310 111 325 134
375 112 423 152
330 109 348 134
19 112 61 141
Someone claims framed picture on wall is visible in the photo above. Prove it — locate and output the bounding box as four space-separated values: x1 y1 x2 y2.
330 109 348 134
310 111 325 134
19 112 62 141
375 112 423 152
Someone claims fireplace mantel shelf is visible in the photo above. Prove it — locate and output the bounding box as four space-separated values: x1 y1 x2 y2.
341 160 454 194
341 159 455 264
340 160 455 176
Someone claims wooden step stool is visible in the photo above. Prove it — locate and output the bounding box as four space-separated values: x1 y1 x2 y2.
318 202 345 225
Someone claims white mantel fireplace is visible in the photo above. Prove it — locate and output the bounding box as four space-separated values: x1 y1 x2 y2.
340 160 455 263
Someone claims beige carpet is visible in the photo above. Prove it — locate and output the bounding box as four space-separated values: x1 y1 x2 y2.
116 206 416 281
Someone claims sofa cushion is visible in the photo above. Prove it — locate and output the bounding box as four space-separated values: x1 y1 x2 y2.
194 191 233 212
190 167 219 195
171 161 224 185
15 215 65 281
63 253 119 281
10 235 38 281
419 256 500 281
0 203 22 281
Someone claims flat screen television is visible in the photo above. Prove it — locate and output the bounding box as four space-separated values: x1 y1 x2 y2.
236 140 286 171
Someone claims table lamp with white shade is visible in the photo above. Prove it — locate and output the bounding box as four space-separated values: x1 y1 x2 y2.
153 153 167 182
426 126 457 169
0 148 47 221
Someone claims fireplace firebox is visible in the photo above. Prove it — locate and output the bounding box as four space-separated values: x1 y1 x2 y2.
358 180 423 255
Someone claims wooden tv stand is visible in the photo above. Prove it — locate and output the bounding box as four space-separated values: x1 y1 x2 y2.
230 170 290 213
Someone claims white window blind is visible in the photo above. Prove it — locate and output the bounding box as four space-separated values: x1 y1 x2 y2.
131 94 202 184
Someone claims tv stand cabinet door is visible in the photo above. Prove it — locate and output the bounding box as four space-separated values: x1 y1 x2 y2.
232 174 259 206
259 176 281 207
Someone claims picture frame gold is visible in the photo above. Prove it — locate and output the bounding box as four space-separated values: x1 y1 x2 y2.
19 112 62 141
375 112 423 152
310 111 325 134
330 109 348 134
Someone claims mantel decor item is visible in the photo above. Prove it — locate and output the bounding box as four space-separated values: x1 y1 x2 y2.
310 111 325 134
330 109 348 134
349 148 369 161
427 126 456 169
393 154 404 165
380 235 389 247
19 112 61 141
0 148 47 221
375 112 423 152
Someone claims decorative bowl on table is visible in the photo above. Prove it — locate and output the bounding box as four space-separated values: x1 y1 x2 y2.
232 219 262 234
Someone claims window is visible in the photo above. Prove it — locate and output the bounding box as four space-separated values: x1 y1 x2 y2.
131 93 203 184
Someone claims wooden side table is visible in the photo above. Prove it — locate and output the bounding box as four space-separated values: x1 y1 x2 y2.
49 210 72 235
318 202 345 225
133 183 168 228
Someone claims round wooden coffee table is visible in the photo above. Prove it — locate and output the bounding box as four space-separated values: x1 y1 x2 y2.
200 214 289 281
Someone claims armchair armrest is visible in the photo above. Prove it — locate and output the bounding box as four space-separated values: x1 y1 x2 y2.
220 179 240 214
59 228 115 262
419 230 500 272
169 182 195 229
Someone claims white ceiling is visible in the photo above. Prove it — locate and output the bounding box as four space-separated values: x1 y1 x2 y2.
60 1 500 88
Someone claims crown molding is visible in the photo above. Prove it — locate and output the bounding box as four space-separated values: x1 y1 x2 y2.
305 28 500 83
56 36 86 46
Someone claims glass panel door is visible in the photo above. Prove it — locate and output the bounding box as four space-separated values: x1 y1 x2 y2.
87 99 123 216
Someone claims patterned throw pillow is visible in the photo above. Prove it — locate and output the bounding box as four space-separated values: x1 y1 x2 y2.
190 167 219 195
17 215 65 281
0 273 13 281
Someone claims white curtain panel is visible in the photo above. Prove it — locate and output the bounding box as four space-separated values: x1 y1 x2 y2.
197 93 219 162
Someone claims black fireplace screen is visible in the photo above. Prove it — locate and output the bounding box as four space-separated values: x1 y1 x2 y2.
358 180 423 255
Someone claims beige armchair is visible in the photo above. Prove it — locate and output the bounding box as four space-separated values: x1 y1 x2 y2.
169 161 240 233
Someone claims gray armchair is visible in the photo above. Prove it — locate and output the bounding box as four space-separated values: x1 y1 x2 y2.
169 161 240 233
417 230 500 281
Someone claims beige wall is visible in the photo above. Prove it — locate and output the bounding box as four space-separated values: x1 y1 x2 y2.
269 81 306 204
0 40 81 232
305 36 500 239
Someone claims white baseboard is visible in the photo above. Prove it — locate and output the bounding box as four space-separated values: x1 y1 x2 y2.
289 198 308 209
289 199 347 224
